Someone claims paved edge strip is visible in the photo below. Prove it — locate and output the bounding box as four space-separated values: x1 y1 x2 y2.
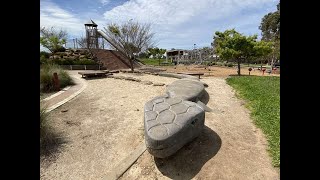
45 76 87 113
104 143 147 180
42 86 72 101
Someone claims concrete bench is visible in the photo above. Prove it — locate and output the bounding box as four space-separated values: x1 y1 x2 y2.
78 71 107 78
166 79 205 102
177 72 204 79
144 78 208 158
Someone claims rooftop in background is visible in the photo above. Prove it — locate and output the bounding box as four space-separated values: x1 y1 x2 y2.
166 49 185 52
84 19 98 27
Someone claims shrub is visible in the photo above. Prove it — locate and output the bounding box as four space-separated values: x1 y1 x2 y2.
40 64 74 92
40 106 49 146
40 56 48 65
56 58 75 65
40 105 55 154
55 46 66 52
216 62 224 66
49 58 98 65
227 63 233 67
79 59 98 65
40 51 50 58
59 70 73 88
205 61 216 66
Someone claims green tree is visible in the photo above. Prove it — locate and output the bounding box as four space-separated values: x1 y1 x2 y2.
147 47 166 65
213 29 272 75
259 1 280 65
147 47 159 58
40 27 68 54
259 2 280 41
158 48 166 65
214 29 255 75
102 21 155 71
252 40 274 68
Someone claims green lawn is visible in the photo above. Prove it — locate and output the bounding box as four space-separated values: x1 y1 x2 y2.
226 76 280 167
138 58 172 66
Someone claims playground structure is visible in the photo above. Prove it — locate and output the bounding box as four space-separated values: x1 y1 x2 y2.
64 20 141 70
165 48 218 65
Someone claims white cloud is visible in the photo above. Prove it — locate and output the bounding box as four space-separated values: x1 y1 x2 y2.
104 0 275 25
40 0 85 38
100 0 110 6
102 0 278 49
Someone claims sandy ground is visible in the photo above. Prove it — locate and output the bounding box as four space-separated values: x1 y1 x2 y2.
163 65 280 78
40 72 176 180
40 71 279 180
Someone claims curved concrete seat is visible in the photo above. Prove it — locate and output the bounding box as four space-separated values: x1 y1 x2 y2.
166 79 205 102
144 72 209 158
144 96 205 158
158 72 199 80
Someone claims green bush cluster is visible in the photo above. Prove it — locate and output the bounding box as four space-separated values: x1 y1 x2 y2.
40 64 74 92
40 58 98 65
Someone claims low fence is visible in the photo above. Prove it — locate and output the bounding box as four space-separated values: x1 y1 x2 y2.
59 65 106 70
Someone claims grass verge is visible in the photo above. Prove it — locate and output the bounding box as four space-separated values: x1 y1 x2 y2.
139 58 172 66
226 76 280 167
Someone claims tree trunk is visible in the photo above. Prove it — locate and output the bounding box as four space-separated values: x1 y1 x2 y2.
237 59 241 76
271 52 275 72
130 58 134 72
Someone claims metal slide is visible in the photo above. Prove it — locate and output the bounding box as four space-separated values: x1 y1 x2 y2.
97 29 128 58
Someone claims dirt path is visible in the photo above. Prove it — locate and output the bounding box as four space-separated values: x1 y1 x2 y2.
40 72 279 180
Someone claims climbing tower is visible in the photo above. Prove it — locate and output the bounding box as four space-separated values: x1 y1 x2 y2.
84 19 99 49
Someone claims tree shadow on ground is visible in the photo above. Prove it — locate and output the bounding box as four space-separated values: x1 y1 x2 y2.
154 126 221 180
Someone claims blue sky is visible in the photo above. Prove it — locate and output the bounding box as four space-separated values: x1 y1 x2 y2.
40 0 278 50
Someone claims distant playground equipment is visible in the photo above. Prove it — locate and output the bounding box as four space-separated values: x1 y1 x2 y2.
63 20 141 71
165 48 218 66
248 67 252 75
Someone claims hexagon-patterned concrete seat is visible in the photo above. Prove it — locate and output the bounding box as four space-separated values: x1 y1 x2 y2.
144 96 205 158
